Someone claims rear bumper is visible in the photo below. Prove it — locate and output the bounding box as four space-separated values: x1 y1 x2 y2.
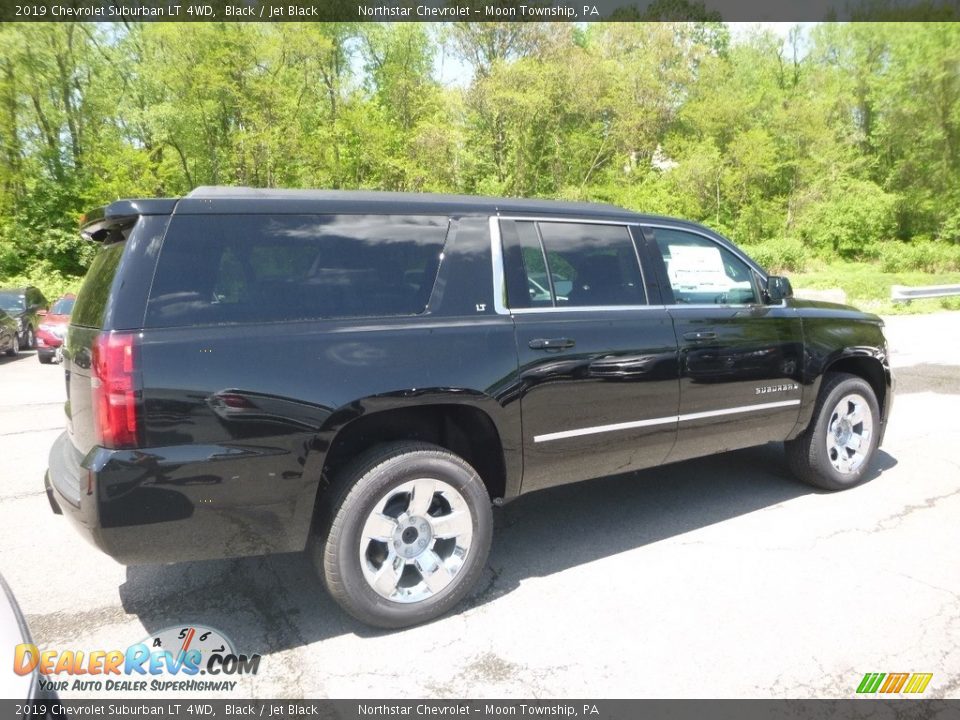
46 432 106 554
45 431 319 564
43 472 62 515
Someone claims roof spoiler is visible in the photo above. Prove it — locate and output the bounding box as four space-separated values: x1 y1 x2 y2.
80 198 178 241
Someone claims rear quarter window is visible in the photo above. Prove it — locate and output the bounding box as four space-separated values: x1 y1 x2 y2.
145 214 449 328
71 243 125 328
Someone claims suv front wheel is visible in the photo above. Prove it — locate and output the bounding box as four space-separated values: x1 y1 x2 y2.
785 372 881 491
312 441 493 628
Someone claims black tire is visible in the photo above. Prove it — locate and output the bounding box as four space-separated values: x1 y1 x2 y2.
311 441 493 629
23 326 33 350
38 353 53 364
785 372 880 491
4 340 16 357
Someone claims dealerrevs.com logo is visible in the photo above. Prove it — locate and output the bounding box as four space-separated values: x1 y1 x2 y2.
14 625 260 694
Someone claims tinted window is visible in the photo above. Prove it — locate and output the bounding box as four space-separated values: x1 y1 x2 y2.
50 298 75 315
72 243 125 328
0 292 25 314
653 229 758 305
503 221 645 309
542 222 645 307
145 214 448 327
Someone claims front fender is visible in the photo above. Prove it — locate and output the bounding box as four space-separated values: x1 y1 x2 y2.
790 315 892 442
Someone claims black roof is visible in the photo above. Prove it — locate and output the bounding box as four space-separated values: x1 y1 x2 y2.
79 186 765 272
94 186 641 222
85 188 755 264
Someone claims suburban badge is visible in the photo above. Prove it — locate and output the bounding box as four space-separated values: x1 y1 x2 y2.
756 383 799 395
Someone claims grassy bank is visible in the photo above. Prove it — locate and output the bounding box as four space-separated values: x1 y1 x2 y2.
790 262 960 314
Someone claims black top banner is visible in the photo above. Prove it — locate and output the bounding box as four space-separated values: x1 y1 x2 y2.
2 0 959 22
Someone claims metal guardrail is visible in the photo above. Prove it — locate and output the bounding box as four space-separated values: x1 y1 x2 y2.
891 284 960 303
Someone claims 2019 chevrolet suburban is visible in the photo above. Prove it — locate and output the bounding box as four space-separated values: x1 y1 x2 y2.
45 187 893 628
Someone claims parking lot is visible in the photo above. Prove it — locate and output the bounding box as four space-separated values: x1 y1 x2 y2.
1 312 958 699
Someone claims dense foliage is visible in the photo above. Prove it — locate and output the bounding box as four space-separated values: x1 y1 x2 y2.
1 21 959 296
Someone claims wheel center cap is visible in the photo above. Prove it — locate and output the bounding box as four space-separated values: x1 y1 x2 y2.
835 420 852 444
393 515 433 560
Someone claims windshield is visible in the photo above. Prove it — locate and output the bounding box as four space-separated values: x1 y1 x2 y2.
50 298 75 315
0 292 25 313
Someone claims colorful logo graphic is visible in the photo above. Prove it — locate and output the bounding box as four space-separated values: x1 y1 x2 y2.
13 625 260 693
856 672 933 695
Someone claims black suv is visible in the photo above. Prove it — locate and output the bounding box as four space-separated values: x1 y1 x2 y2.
46 187 892 628
0 286 48 350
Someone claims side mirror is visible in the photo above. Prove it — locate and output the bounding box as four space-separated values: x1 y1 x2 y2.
766 275 793 303
36 309 47 317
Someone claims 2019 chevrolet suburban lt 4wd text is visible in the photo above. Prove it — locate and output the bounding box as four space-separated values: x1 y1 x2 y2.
45 187 893 628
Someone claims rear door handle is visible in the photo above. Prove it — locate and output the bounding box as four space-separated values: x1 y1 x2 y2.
683 331 717 342
529 337 576 351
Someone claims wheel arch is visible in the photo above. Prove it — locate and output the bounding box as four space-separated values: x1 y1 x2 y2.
311 397 517 528
824 353 889 420
791 347 892 442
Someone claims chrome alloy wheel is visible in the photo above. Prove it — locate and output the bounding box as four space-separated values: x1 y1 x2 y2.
826 393 873 474
359 478 473 604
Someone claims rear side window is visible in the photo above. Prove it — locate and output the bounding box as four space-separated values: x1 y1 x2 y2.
145 214 448 327
72 243 125 328
502 220 645 309
50 298 75 315
0 292 26 314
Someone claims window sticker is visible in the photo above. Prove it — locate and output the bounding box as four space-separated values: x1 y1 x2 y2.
666 244 732 292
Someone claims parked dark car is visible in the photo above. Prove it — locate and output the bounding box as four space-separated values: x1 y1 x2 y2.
0 308 19 357
0 286 48 350
46 187 893 628
35 294 76 364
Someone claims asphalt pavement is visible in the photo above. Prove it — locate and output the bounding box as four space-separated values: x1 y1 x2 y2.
0 313 957 699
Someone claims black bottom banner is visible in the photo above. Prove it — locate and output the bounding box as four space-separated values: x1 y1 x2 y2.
3 699 959 720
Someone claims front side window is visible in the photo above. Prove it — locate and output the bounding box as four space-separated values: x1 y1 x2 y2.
652 228 758 305
502 220 645 309
145 214 448 327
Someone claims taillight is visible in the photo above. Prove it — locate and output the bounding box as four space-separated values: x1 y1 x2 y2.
91 332 139 449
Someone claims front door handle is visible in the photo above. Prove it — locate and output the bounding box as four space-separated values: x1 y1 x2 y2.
529 337 576 351
683 331 717 342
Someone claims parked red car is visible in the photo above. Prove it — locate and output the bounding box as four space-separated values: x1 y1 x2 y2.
35 294 75 364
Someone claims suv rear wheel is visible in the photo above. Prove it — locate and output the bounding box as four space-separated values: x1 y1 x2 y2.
312 441 493 628
785 372 880 491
